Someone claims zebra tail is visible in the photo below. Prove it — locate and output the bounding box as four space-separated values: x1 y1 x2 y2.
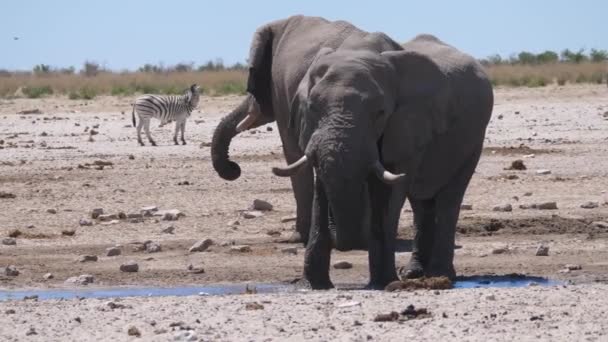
131 103 136 127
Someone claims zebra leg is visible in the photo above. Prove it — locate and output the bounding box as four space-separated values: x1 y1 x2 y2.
136 116 145 146
181 120 187 145
173 121 180 145
143 119 157 146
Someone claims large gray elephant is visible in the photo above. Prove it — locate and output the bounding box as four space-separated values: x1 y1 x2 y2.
211 16 402 246
272 34 493 289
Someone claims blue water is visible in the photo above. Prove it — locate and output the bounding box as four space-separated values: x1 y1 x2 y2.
0 276 560 301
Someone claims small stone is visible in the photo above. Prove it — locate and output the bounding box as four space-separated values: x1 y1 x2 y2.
8 229 21 238
333 261 353 269
230 245 252 253
245 302 264 310
591 221 608 229
0 191 16 199
46 208 57 214
565 264 582 271
252 199 273 211
485 294 496 301
26 327 37 336
523 192 533 196
26 224 35 229
281 247 298 255
173 330 197 341
507 160 526 170
120 261 139 272
145 242 162 253
90 208 104 219
536 169 551 175
127 326 141 337
187 264 206 274
5 309 16 314
118 211 127 219
78 255 98 263
491 246 509 254
162 210 183 221
5 265 19 276
106 247 121 256
140 206 158 216
535 245 549 256
43 273 54 280
97 214 118 221
227 220 240 227
62 229 76 236
280 215 297 223
79 218 93 226
65 274 94 285
2 237 16 245
189 239 214 253
242 210 263 219
580 201 599 209
161 225 175 234
492 204 512 212
128 154 135 160
537 202 558 210
460 204 473 210
266 126 273 132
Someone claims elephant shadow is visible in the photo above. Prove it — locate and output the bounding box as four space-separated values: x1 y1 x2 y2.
394 239 462 253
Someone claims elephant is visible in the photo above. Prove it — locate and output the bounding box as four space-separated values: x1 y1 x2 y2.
271 33 493 289
211 15 402 246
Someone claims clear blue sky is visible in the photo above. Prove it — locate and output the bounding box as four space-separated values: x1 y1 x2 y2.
2 0 606 71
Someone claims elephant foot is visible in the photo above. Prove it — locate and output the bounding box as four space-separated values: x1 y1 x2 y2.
398 257 425 279
150 141 157 147
299 277 334 290
181 140 187 145
138 141 145 146
174 140 179 145
425 263 456 280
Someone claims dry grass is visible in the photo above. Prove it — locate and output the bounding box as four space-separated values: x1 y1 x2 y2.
486 62 607 87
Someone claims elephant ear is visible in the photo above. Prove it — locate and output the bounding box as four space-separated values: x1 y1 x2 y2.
380 50 450 166
246 24 274 113
289 47 335 150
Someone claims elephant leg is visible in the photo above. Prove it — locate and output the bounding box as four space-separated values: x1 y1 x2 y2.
303 176 333 290
401 197 436 279
366 173 406 289
426 148 482 278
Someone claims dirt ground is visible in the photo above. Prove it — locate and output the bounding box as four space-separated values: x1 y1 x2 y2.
1 84 608 340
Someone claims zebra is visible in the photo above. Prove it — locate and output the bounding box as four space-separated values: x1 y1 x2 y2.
131 84 200 146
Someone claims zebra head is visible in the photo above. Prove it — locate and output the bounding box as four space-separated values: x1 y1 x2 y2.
185 84 201 109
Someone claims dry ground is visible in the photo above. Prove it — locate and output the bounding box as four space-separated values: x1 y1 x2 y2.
1 84 608 340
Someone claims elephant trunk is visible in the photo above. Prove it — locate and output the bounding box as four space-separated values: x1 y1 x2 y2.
210 96 253 180
327 183 369 251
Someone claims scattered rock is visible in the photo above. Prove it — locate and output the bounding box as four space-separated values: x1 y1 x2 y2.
230 245 252 253
492 204 512 212
280 215 297 223
252 199 273 211
173 330 197 341
5 309 16 315
128 154 135 160
385 277 452 291
460 204 473 210
281 247 298 255
177 181 191 186
245 302 264 310
591 221 608 229
2 237 16 246
333 261 353 270
106 301 129 310
161 225 175 234
78 255 98 263
145 242 162 253
565 264 582 271
46 208 57 214
65 274 94 285
523 192 533 196
507 160 526 170
373 311 400 322
0 191 16 199
127 326 141 337
97 214 118 221
5 265 19 276
7 229 21 238
79 218 93 226
485 294 496 301
61 229 76 236
189 239 213 253
535 245 549 256
537 202 558 210
120 261 139 273
90 208 104 219
43 273 54 280
227 220 240 227
187 264 205 274
580 201 599 209
536 169 552 175
401 304 431 319
242 210 263 219
140 206 158 216
266 126 273 132
161 209 183 221
26 327 37 336
106 247 121 256
491 246 509 254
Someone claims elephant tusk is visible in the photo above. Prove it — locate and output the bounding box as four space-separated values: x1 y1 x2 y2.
236 112 260 132
272 155 308 177
372 161 406 185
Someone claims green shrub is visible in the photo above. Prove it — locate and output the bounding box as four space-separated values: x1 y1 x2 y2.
22 85 53 98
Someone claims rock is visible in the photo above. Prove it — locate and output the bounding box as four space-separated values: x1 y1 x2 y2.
5 265 19 276
491 246 509 254
281 247 298 255
140 206 158 216
161 225 175 234
46 208 57 214
127 213 143 219
227 220 240 227
333 261 353 269
537 202 558 210
128 154 135 160
507 160 526 170
580 201 599 209
230 245 252 253
65 274 94 285
79 218 93 226
591 221 608 229
565 264 582 271
187 264 205 274
8 229 21 238
118 211 127 219
26 224 35 229
145 242 162 253
242 210 263 219
523 192 533 196
535 245 549 256
106 301 128 310
280 215 297 223
120 261 139 272
78 255 98 262
252 199 273 211
373 311 400 322
97 214 118 221
173 330 198 341
5 309 16 314
460 204 473 210
492 204 512 212
106 247 121 256
0 191 16 199
43 273 54 280
26 327 37 336
189 239 213 253
90 208 104 219
245 302 264 310
485 294 496 301
162 210 183 221
536 169 551 175
127 326 141 337
2 237 16 245
61 229 76 236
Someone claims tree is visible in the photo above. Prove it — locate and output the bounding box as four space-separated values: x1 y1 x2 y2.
589 49 608 62
517 51 537 64
33 64 51 75
536 50 559 64
82 61 100 76
561 49 588 63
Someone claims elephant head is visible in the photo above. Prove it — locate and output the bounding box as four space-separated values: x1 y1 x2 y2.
272 47 448 251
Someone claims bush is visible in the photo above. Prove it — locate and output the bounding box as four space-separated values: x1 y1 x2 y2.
68 87 97 100
111 85 134 96
22 85 53 98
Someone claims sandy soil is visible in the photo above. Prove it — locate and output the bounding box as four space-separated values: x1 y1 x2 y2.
1 84 608 340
